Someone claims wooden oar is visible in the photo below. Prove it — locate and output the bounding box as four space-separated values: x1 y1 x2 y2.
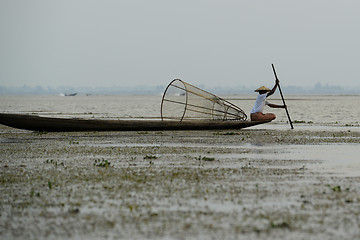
271 64 294 129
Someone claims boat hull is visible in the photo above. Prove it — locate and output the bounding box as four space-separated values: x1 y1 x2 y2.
0 113 270 132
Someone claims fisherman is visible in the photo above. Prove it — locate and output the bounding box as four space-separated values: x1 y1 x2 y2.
250 79 287 121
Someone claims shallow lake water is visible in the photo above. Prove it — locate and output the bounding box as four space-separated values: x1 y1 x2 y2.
1 94 359 126
1 94 359 177
240 143 360 176
1 94 360 239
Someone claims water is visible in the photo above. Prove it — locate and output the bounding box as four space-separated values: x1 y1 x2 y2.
239 144 360 176
230 94 360 127
1 94 359 176
1 94 359 126
0 95 162 119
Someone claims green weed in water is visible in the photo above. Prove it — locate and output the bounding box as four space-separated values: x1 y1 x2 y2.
94 159 112 167
195 156 215 161
329 185 341 192
69 140 79 144
293 120 306 124
34 131 48 135
137 131 149 135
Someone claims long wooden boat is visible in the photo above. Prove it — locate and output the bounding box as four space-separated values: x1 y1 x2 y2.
0 113 270 132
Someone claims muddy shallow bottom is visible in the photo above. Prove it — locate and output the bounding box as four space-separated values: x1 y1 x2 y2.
1 124 360 239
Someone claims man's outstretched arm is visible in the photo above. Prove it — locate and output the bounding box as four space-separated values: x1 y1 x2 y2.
268 103 286 109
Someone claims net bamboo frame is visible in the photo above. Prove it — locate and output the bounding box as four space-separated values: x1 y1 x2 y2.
161 79 247 121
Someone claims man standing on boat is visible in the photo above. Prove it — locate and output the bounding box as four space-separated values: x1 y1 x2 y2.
250 79 287 121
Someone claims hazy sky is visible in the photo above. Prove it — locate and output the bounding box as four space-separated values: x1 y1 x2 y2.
0 0 359 88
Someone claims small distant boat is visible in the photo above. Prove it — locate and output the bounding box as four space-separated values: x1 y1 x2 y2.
64 93 77 96
0 113 270 132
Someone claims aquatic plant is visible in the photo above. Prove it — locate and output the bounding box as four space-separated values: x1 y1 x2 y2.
270 221 291 229
293 120 306 124
213 132 240 136
137 131 149 135
195 156 215 161
44 159 64 167
241 162 257 170
34 131 48 135
328 185 349 192
69 140 79 144
144 155 157 160
94 159 112 167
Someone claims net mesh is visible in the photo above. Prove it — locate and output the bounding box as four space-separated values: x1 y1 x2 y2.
161 79 247 121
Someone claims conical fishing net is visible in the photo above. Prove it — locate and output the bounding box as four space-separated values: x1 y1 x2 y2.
161 79 247 121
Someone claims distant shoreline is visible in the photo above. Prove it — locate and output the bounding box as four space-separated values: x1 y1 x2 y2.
0 84 359 96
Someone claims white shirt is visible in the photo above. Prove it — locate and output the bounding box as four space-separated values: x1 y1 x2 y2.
250 93 269 114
